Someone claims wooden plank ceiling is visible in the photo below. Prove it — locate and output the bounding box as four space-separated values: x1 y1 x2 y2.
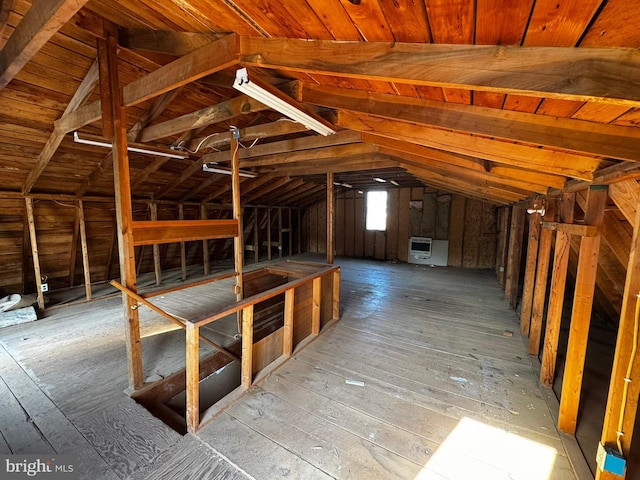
1 0 640 207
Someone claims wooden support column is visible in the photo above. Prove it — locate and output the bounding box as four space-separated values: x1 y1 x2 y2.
540 193 575 387
99 33 143 390
597 190 640 480
312 276 321 335
297 209 302 254
528 199 557 355
200 203 209 275
253 206 259 263
496 207 511 286
77 200 92 301
241 305 254 388
278 207 283 259
24 197 45 311
505 205 526 309
68 205 80 287
558 185 608 434
185 321 199 433
283 288 294 357
150 202 161 286
327 172 335 264
231 133 243 334
520 199 543 335
288 208 293 256
267 208 272 261
333 269 340 321
178 204 187 281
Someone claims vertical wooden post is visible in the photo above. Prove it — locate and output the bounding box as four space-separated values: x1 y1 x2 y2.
150 202 161 286
496 207 510 286
297 208 302 254
528 199 557 355
505 205 526 309
99 33 143 390
520 199 543 335
288 208 293 257
267 208 272 261
253 206 259 263
201 203 209 275
185 321 199 433
77 200 92 301
312 276 321 335
283 288 294 357
231 134 243 292
327 172 335 264
540 193 575 387
178 204 187 281
597 190 640 480
241 305 254 388
24 197 45 311
333 269 340 321
278 207 283 259
69 204 80 287
558 185 608 434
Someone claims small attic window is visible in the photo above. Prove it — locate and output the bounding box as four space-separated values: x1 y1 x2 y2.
366 191 388 231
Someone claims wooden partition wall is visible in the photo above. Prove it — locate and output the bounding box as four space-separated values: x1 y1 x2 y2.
305 187 498 268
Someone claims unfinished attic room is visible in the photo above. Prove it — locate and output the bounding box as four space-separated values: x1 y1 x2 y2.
4 2 640 480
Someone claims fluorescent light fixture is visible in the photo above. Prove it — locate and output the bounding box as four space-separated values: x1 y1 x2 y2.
233 68 336 136
73 131 188 159
390 180 400 186
373 177 387 183
203 163 257 178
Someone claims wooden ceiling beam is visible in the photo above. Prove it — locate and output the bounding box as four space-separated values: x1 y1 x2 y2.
407 171 511 205
22 59 99 194
186 120 309 153
258 153 399 176
382 149 549 194
56 33 241 135
0 0 90 90
137 95 267 143
339 110 599 180
398 161 531 202
301 83 640 162
118 29 224 57
239 143 377 169
243 176 292 205
202 129 361 164
239 36 640 107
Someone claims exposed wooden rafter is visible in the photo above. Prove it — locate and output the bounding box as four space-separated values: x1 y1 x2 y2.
240 36 640 107
0 0 90 90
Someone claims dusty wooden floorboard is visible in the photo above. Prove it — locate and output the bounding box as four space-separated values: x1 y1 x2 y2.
197 412 334 480
0 255 580 479
129 434 249 480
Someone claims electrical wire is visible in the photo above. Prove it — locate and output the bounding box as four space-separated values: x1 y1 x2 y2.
239 137 260 149
616 292 640 454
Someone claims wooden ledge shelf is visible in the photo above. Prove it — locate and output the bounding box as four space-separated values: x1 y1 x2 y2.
132 219 239 246
542 221 599 237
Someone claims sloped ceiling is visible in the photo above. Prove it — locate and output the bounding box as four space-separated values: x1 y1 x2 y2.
1 0 640 207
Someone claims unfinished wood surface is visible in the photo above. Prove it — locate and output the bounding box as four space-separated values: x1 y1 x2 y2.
520 202 542 336
77 199 91 300
558 186 608 435
505 205 525 309
539 199 577 393
528 199 557 356
241 305 254 388
24 197 44 311
326 172 334 264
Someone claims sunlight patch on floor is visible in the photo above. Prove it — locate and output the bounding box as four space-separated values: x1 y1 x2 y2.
415 417 557 480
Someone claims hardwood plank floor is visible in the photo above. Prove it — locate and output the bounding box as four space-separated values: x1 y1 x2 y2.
0 255 580 479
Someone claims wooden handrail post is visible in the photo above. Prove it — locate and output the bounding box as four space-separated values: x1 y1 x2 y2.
283 288 294 357
332 269 340 321
312 276 321 335
241 305 254 388
185 321 199 433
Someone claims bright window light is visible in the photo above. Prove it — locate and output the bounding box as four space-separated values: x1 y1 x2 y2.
366 190 387 231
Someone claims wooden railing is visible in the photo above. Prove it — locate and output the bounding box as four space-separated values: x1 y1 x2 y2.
185 263 340 433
